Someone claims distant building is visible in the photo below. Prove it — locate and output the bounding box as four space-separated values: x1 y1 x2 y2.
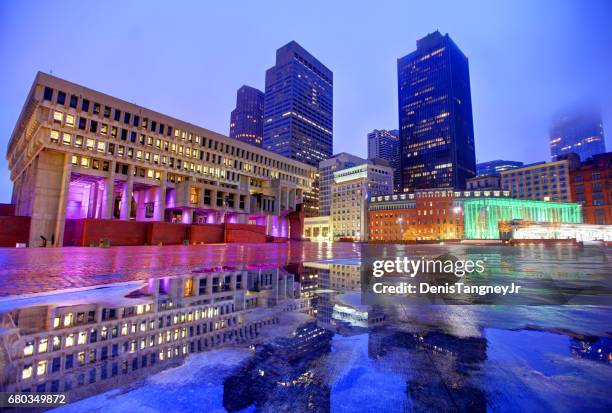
331 163 393 241
318 153 366 216
499 159 575 202
303 215 332 241
549 104 606 161
367 129 400 193
398 31 476 192
466 174 501 190
229 85 264 146
263 41 333 217
476 160 523 176
569 152 612 224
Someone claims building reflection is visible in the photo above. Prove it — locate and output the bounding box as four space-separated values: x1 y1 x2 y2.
0 266 306 403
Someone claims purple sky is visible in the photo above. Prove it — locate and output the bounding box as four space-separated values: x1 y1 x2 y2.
1 0 611 203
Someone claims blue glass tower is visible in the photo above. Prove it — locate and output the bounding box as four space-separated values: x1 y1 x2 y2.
230 85 264 146
398 31 476 191
263 41 333 167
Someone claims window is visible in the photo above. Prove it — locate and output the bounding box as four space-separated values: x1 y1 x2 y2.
90 120 98 133
65 114 75 127
37 360 47 376
93 102 100 115
56 91 66 105
145 202 154 218
78 117 86 130
69 95 78 108
114 110 121 122
43 87 53 101
53 111 63 123
82 99 90 112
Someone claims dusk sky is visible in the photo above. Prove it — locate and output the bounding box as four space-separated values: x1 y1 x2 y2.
1 0 611 203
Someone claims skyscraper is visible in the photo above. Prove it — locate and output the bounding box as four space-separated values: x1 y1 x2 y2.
397 31 476 192
229 85 264 146
476 160 524 176
367 129 400 193
263 41 333 217
318 152 366 216
549 104 606 161
263 41 333 165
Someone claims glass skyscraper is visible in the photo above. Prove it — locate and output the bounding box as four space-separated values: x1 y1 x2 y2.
229 85 264 146
397 31 476 191
549 104 606 161
476 160 524 176
263 41 333 166
263 41 333 217
367 129 400 193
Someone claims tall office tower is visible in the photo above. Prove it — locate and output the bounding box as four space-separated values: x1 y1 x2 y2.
263 41 333 217
476 160 524 176
367 129 401 193
549 104 606 161
229 85 264 146
397 31 476 192
318 152 366 216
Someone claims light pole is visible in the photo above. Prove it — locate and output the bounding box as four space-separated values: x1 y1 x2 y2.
397 217 404 242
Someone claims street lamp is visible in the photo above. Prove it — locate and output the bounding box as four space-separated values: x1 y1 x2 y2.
397 217 404 242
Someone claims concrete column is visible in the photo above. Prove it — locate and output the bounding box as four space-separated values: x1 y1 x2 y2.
120 164 134 220
155 172 167 221
53 154 72 247
181 208 192 224
88 182 99 218
101 162 115 219
230 273 237 291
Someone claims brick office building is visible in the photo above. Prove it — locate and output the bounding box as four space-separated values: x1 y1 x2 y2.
569 152 612 224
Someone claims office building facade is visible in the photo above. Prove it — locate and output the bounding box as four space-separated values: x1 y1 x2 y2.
367 129 400 193
263 41 333 218
318 152 366 216
570 152 612 224
397 31 476 192
549 104 606 161
499 160 572 202
331 163 393 241
476 160 524 176
6 73 315 247
229 85 264 146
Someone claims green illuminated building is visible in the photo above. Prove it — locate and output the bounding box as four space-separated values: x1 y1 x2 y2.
462 198 582 239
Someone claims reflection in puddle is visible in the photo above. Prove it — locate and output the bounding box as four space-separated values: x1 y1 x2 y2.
0 245 610 412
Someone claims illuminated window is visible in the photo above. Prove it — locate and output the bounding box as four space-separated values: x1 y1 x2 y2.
97 141 105 152
53 111 63 122
22 365 33 379
101 124 108 135
38 338 48 353
65 114 75 127
50 130 60 142
63 313 73 327
62 133 72 145
52 317 60 328
80 157 90 168
77 331 87 345
65 333 74 347
24 341 34 356
36 360 47 376
184 279 194 296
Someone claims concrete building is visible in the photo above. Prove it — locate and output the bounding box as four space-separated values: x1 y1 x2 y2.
303 215 332 241
466 174 501 190
331 163 393 241
318 153 366 216
6 73 315 247
367 129 400 193
476 160 524 176
229 85 264 146
0 267 307 400
499 159 573 202
569 152 612 224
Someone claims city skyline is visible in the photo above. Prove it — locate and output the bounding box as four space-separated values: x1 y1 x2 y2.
1 0 612 202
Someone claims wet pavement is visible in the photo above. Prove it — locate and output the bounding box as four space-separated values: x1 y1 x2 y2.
0 243 610 412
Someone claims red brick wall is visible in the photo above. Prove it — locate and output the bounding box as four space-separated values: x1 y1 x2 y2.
188 224 224 244
80 219 148 246
288 203 305 240
0 216 30 247
225 223 267 243
0 204 16 217
147 222 189 245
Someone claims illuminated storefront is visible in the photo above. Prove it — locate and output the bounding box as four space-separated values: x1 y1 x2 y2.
511 222 612 242
463 198 582 240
